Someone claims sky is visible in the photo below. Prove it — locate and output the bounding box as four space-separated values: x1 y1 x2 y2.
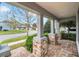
0 2 48 25
0 2 37 24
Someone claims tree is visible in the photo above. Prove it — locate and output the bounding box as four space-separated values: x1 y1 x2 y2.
2 19 20 30
10 19 20 30
2 20 13 29
25 12 37 36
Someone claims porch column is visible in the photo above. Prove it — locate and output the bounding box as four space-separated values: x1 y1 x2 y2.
48 18 55 44
54 19 61 44
50 19 55 34
76 8 79 56
33 14 48 57
55 20 60 34
37 14 43 38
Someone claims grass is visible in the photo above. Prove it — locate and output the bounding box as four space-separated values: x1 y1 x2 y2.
0 35 27 44
0 34 36 50
0 30 27 35
0 35 27 50
10 42 26 50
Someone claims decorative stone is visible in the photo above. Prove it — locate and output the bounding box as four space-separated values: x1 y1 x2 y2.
48 33 61 45
33 36 48 57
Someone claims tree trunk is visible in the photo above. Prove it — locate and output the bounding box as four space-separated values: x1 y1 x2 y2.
26 18 29 36
26 24 29 36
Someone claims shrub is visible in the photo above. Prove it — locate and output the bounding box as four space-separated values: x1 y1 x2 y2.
25 34 36 52
43 32 50 44
43 32 49 37
61 33 76 41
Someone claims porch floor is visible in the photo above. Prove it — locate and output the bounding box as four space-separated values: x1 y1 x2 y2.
46 40 77 57
10 40 77 57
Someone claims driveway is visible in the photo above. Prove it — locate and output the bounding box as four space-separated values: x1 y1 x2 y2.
0 31 37 41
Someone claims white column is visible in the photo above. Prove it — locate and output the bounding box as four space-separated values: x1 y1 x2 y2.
57 20 60 34
48 18 56 44
55 20 60 34
50 19 54 34
55 20 57 34
76 8 79 55
37 14 43 38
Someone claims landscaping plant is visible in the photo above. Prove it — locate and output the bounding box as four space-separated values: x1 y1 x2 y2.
25 34 36 52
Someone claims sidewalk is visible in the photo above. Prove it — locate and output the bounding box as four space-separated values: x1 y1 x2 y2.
8 40 26 46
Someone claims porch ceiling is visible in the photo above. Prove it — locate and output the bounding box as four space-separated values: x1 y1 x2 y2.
36 2 79 18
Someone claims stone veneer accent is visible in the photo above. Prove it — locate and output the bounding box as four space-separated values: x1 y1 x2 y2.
33 36 48 57
48 33 61 45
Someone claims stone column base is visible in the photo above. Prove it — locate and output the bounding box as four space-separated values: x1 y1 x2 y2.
48 33 55 44
48 33 61 45
33 36 48 57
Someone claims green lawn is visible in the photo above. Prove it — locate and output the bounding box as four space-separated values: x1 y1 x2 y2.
0 30 27 35
0 35 27 44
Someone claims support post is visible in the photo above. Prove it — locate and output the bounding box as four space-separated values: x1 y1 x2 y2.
55 20 60 34
51 19 54 34
48 18 55 44
33 14 48 57
76 8 79 56
55 20 61 44
37 14 43 38
48 19 60 45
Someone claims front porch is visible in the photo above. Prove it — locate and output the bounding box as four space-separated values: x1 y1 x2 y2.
10 40 77 57
0 2 79 57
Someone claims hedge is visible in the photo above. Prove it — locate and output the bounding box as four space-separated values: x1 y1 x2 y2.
61 33 76 41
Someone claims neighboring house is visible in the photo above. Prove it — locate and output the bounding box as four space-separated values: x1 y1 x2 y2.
0 22 13 31
17 25 27 30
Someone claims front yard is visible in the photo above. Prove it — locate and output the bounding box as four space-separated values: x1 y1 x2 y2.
0 30 36 51
0 35 27 44
0 35 27 50
0 30 27 35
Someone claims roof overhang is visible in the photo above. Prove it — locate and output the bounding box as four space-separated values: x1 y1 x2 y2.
8 2 58 20
8 2 79 20
36 2 79 19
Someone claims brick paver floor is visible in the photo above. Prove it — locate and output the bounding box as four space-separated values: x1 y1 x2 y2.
45 40 77 57
10 40 77 57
